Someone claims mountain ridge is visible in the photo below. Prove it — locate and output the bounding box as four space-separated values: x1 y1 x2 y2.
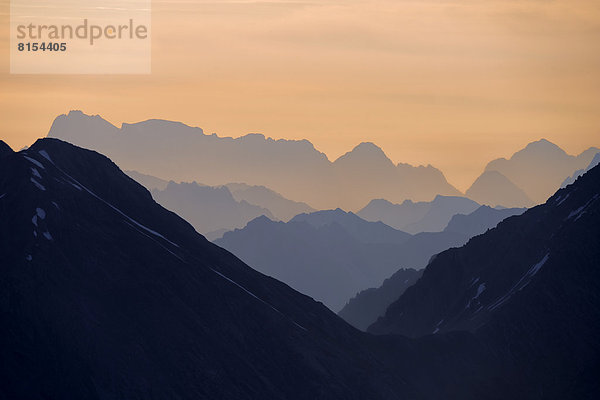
47 111 460 210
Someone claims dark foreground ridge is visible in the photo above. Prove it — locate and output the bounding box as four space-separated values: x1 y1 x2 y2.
370 163 600 398
0 138 598 399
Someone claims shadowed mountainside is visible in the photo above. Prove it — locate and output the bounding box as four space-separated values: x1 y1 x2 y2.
368 164 600 398
1 138 598 399
338 268 423 331
338 205 525 330
0 138 414 399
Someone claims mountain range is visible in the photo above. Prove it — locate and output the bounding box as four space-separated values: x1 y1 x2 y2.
468 138 598 206
216 209 471 311
382 163 600 397
151 181 274 240
0 138 415 399
47 111 461 210
561 151 600 188
1 137 599 398
357 195 480 233
338 205 525 330
125 172 314 239
367 163 600 398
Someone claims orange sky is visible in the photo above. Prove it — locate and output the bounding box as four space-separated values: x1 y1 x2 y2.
1 0 599 191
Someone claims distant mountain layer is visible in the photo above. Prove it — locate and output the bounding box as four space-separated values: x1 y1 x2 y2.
127 171 314 235
125 170 169 190
475 138 598 205
561 151 600 188
338 268 423 331
465 170 533 208
215 209 469 311
225 183 315 221
152 181 273 240
47 111 460 210
338 205 525 330
443 205 526 238
357 195 480 233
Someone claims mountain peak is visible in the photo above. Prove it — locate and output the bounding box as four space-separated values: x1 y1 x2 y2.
334 142 391 165
350 142 387 157
521 138 566 156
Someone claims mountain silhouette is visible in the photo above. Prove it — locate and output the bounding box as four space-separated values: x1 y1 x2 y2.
368 163 600 397
561 151 600 187
2 137 598 398
339 205 526 330
289 208 412 244
444 205 527 237
474 138 598 204
370 166 600 336
465 170 533 208
225 183 315 221
215 210 469 311
0 138 424 399
47 111 460 210
151 181 273 240
357 195 480 233
125 170 170 190
338 268 423 331
125 171 314 229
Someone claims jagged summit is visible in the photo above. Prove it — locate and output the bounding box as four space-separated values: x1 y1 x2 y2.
46 111 460 209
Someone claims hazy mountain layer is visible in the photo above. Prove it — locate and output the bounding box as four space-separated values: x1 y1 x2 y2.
225 183 315 221
152 181 273 240
339 205 526 330
465 170 533 208
478 138 598 204
125 170 170 190
357 195 480 233
561 151 600 188
443 205 527 238
47 111 460 210
215 210 468 311
125 171 314 234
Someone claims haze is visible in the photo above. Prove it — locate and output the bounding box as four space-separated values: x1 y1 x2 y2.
1 0 599 190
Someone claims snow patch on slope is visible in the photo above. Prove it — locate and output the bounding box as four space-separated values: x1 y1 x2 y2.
24 156 45 169
489 254 549 311
30 178 46 191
